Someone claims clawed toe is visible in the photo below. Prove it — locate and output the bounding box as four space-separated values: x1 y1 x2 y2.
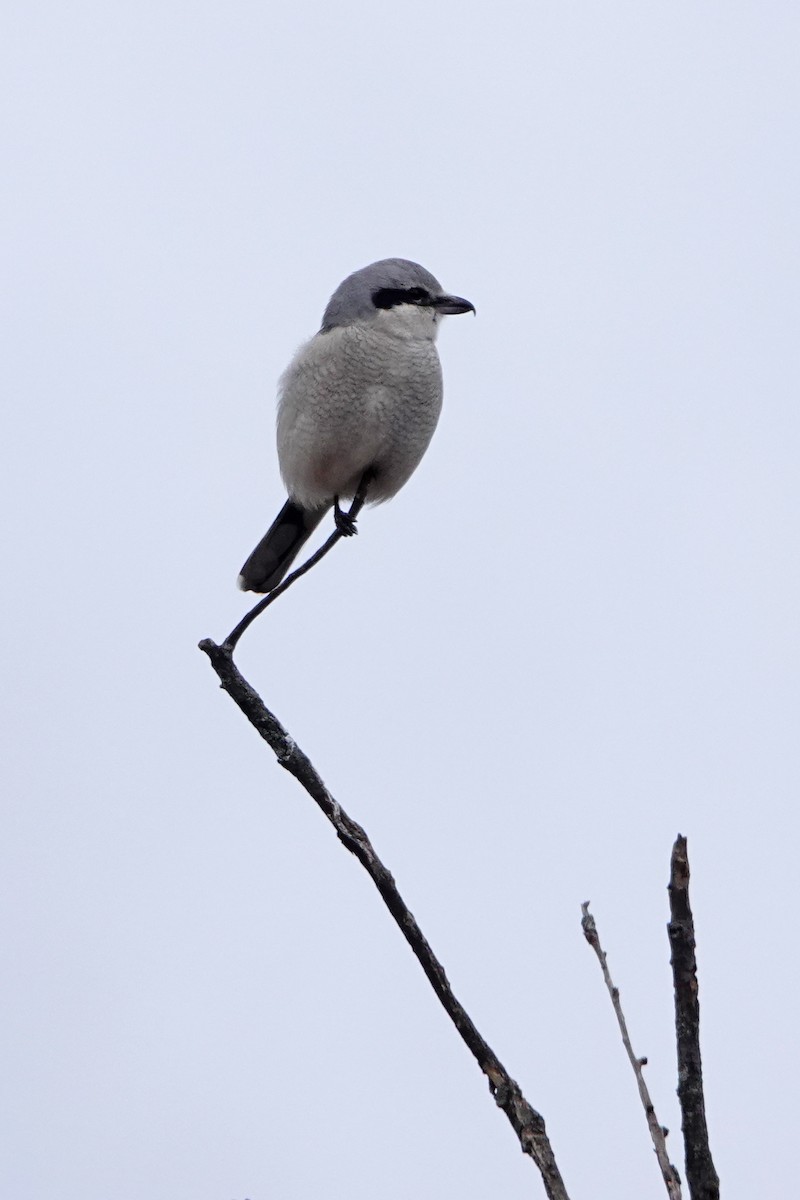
334 500 358 537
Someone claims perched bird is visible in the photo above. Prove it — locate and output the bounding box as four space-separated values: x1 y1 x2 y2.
237 258 474 593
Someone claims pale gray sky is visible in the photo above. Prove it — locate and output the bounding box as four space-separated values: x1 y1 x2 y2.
3 3 798 1198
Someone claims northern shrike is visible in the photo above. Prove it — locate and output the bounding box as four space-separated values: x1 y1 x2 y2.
237 258 474 593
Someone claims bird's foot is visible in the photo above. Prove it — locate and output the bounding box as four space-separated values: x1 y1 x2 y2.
334 499 358 537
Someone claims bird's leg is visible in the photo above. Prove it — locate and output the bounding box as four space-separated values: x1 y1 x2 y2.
334 468 374 536
333 497 358 536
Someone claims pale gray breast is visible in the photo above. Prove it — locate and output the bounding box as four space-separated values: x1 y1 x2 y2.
277 324 443 505
337 325 443 501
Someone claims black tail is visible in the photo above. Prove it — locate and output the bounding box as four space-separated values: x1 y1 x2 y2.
237 500 328 593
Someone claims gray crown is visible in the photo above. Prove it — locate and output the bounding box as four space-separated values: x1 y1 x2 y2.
321 258 444 330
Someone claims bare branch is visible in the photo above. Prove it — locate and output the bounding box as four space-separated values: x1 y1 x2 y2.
224 472 373 651
581 903 683 1200
199 639 570 1200
668 836 719 1200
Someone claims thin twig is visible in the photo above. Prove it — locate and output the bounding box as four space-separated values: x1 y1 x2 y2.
225 472 372 651
198 640 570 1200
581 903 683 1200
667 836 719 1200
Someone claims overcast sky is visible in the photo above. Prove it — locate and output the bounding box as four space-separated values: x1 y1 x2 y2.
3 3 799 1198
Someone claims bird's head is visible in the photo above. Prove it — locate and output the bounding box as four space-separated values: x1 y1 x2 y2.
321 258 475 341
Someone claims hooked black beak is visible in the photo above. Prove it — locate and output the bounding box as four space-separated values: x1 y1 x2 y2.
432 293 476 316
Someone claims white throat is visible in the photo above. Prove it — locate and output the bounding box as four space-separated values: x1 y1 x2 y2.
373 304 439 342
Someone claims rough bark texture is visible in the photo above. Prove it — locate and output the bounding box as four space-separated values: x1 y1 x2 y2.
668 836 720 1200
199 637 570 1200
581 903 683 1200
